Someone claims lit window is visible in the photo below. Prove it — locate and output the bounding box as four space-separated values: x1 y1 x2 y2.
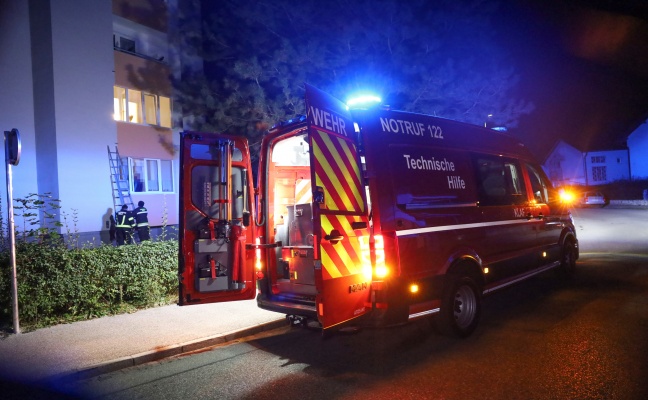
113 86 126 121
128 89 142 123
113 86 172 128
129 157 174 193
144 94 157 125
159 96 172 128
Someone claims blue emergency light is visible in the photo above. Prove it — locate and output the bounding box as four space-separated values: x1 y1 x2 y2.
346 94 382 110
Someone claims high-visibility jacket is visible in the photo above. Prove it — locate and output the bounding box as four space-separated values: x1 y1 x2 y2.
116 210 135 228
134 206 149 227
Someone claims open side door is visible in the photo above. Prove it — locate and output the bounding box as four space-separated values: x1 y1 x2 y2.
178 131 256 305
305 85 371 331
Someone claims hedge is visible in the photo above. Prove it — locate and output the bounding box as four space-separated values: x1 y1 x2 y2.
0 240 178 331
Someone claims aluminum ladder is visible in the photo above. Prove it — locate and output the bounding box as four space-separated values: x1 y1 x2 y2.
107 145 134 212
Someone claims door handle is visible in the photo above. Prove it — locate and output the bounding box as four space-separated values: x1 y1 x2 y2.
324 229 344 245
246 241 282 249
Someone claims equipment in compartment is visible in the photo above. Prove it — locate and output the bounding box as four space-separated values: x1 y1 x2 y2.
286 203 313 247
195 238 232 292
276 203 316 294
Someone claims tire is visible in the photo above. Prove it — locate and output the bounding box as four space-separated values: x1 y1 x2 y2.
435 275 482 338
556 240 577 279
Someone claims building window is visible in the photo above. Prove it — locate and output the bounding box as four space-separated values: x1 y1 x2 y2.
161 159 173 192
128 89 142 123
113 86 172 128
113 86 126 121
592 166 607 182
129 158 174 193
114 35 136 53
159 96 172 127
144 94 157 125
591 155 605 163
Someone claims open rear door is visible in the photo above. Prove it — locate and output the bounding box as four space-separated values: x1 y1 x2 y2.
305 85 371 331
178 131 256 305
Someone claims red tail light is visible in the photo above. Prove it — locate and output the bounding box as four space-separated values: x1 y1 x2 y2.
359 234 388 280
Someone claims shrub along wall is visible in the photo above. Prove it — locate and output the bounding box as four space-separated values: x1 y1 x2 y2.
596 179 648 200
0 240 178 331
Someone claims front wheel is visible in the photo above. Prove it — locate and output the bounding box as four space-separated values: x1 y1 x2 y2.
435 275 482 338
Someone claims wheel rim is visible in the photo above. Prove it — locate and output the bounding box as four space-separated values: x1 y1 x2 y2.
453 284 477 329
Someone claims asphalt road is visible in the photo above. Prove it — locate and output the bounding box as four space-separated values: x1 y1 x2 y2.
63 208 648 400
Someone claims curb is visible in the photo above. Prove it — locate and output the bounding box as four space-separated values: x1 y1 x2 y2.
62 319 287 381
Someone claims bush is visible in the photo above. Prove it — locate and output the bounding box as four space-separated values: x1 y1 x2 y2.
596 179 648 200
0 193 179 332
0 240 178 330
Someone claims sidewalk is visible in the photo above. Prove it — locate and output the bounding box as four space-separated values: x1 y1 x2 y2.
0 300 285 385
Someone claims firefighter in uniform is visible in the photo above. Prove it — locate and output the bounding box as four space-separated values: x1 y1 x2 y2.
115 205 135 245
134 201 150 241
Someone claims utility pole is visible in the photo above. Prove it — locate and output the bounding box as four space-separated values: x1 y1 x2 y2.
5 128 21 334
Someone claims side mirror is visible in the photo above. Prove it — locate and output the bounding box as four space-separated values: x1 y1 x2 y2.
242 211 250 227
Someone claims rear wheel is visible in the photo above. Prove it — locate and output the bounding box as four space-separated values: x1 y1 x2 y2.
435 275 481 338
556 240 577 279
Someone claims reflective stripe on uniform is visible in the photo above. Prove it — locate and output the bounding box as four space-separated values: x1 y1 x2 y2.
116 211 135 228
134 207 148 227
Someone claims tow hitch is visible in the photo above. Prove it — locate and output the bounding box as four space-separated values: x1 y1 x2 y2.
286 315 322 330
286 315 308 327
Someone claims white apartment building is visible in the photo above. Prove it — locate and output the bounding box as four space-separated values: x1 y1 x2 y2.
1 0 198 243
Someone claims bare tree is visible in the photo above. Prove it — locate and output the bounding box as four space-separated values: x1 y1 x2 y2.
173 0 534 139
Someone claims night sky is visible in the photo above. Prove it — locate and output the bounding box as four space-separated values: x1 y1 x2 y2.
201 0 648 161
495 0 648 159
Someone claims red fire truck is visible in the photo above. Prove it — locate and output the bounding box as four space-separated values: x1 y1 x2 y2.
178 85 578 337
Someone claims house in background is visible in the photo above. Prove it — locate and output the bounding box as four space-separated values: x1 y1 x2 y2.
544 140 586 187
544 139 631 187
627 120 648 179
583 148 630 185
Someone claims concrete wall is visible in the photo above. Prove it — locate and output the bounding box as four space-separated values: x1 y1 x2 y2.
113 0 168 32
114 51 172 96
46 0 116 233
0 0 40 230
1 0 116 234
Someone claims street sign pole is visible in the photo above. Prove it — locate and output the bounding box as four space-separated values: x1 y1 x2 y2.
5 129 21 334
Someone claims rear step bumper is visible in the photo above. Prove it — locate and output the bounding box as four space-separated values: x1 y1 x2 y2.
257 293 318 319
